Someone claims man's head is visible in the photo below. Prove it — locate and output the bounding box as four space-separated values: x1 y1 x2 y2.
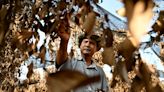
78 33 101 56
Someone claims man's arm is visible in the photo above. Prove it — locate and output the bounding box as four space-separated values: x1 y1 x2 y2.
56 39 69 66
56 22 70 66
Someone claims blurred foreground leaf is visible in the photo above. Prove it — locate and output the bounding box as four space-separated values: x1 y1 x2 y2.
46 70 100 92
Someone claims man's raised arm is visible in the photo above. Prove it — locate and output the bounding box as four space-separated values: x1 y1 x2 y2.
56 22 70 66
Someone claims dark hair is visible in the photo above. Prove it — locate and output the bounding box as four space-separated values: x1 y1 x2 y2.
78 33 101 50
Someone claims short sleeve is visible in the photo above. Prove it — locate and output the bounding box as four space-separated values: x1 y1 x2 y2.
97 66 110 92
58 58 76 71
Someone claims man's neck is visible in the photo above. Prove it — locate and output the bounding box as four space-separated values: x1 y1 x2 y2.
83 54 92 66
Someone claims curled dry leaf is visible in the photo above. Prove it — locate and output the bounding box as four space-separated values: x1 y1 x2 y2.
152 11 164 34
73 0 85 7
139 62 163 92
130 76 144 92
82 11 96 35
34 0 42 9
27 63 33 78
15 0 22 12
0 6 9 45
0 5 8 21
92 0 99 4
124 0 154 47
103 28 113 47
160 42 164 58
123 0 154 20
11 28 34 54
111 60 130 87
116 7 126 17
57 1 67 11
117 38 136 71
39 45 46 63
116 61 130 84
102 47 115 66
38 4 49 19
46 70 100 92
118 36 133 52
75 4 88 25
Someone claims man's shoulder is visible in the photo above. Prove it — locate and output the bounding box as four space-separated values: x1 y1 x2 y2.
96 65 104 71
94 64 107 77
58 57 80 70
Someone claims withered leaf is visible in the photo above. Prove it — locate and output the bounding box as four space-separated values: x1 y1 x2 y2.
160 42 164 58
130 76 144 92
0 6 8 45
123 0 154 19
27 63 33 78
11 29 34 53
152 11 164 34
116 7 126 17
38 4 49 19
139 62 163 92
0 5 8 21
75 4 88 25
46 70 100 92
115 61 130 83
0 24 5 45
73 0 85 7
123 0 154 47
93 0 99 4
117 38 136 71
39 45 46 63
32 5 39 16
15 0 22 12
117 38 136 59
57 1 67 11
102 47 115 66
82 11 96 35
103 28 113 47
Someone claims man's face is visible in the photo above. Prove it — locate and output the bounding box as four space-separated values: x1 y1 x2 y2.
80 39 97 56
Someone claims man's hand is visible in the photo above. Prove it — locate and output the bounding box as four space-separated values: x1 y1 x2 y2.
56 14 71 66
57 23 70 42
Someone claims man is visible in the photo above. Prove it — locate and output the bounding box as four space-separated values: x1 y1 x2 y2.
56 25 109 92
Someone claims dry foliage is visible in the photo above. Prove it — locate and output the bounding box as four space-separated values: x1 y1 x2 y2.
0 0 164 92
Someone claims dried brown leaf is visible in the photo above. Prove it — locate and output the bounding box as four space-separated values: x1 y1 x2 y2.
17 29 34 43
73 0 85 7
123 0 154 47
0 6 8 45
116 7 126 17
103 28 113 47
152 11 164 34
0 24 5 45
38 4 49 19
0 6 8 20
27 63 33 78
57 1 67 11
93 0 99 4
116 61 130 83
139 62 163 92
75 4 88 25
130 76 144 92
160 42 164 58
117 38 136 58
117 38 136 71
15 0 22 12
39 45 46 63
46 70 100 92
82 11 96 35
12 29 34 53
102 47 115 66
